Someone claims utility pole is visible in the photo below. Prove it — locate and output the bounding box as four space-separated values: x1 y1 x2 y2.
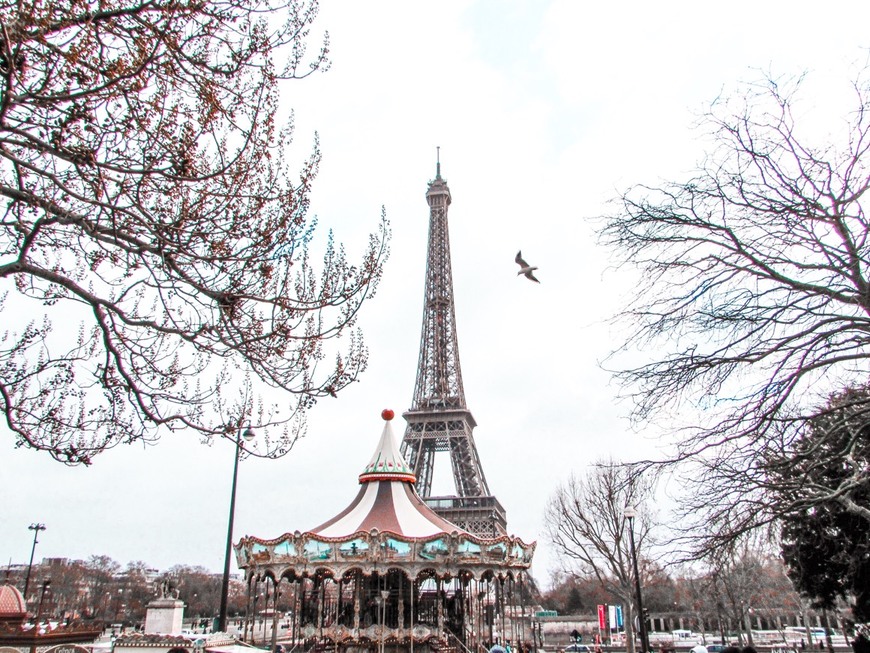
218 428 255 633
624 507 649 653
23 523 46 599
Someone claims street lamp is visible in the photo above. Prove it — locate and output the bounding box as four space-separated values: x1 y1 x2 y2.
624 506 649 653
218 427 255 633
24 523 46 599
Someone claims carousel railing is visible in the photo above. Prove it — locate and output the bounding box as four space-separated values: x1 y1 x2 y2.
443 628 476 653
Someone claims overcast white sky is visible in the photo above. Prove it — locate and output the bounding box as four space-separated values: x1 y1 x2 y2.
3 0 870 590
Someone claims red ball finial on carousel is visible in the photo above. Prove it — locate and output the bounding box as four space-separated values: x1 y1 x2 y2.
381 408 395 421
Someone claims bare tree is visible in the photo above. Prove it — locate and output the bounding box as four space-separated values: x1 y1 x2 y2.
692 543 804 646
599 66 870 556
83 555 122 619
0 0 390 464
545 460 655 653
38 558 89 621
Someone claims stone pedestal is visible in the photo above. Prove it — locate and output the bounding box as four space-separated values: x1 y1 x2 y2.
144 597 184 635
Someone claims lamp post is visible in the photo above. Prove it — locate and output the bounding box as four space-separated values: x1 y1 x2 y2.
218 427 255 633
624 506 649 653
24 523 46 599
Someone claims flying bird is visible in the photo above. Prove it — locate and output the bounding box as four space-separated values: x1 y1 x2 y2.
515 250 540 283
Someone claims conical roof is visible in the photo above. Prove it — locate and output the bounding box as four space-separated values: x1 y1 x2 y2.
359 410 416 482
0 584 27 623
310 409 466 538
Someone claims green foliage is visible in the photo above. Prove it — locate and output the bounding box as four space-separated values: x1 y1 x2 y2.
778 386 870 620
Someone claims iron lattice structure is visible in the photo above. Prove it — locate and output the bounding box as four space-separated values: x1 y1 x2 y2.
401 162 507 537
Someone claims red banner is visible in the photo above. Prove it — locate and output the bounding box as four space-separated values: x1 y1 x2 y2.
597 604 606 630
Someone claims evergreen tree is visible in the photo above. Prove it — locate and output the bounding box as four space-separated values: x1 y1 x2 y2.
778 386 870 620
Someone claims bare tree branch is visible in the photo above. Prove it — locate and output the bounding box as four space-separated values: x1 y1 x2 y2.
0 0 390 464
545 461 655 653
599 68 870 559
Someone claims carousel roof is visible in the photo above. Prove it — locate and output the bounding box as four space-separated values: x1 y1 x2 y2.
310 409 467 539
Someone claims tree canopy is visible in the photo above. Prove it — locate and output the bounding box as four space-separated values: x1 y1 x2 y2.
599 67 870 556
0 0 390 464
778 385 870 620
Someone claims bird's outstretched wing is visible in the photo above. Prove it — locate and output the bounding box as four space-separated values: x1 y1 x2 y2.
515 250 540 283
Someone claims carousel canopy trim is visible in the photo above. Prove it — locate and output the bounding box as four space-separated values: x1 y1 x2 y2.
235 528 536 571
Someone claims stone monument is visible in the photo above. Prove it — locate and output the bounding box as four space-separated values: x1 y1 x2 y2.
144 578 184 635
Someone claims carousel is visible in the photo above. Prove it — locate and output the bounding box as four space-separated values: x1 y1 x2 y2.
234 409 536 652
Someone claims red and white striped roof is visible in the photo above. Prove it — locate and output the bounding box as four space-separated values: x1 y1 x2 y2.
311 410 466 539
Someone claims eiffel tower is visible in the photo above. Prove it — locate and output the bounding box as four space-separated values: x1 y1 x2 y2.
400 154 507 537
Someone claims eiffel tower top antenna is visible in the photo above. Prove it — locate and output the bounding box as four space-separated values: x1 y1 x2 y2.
400 152 507 537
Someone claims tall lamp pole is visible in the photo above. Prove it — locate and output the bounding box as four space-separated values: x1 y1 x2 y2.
218 427 255 633
624 506 649 653
24 523 46 599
